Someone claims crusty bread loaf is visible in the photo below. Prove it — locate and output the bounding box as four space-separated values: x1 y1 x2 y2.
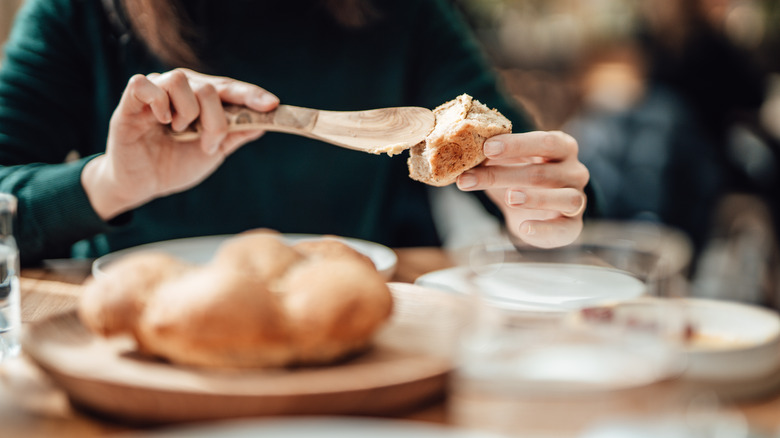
78 231 394 369
408 94 512 186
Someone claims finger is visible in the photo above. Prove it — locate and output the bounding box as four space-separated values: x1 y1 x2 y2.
218 81 279 112
505 187 587 217
219 129 265 156
181 69 280 112
513 216 583 248
193 83 229 155
167 68 279 115
119 74 172 124
482 131 578 164
457 161 586 191
151 70 200 132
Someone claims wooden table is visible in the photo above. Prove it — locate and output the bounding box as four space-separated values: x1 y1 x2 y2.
4 247 780 437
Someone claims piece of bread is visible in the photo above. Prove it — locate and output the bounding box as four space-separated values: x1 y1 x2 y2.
408 94 512 186
77 230 394 369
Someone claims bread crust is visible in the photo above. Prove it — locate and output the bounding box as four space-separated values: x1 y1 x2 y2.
212 233 305 285
136 265 295 368
282 258 393 364
292 237 375 269
408 94 512 186
78 252 190 337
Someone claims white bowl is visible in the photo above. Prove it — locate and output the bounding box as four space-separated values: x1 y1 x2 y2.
567 297 780 381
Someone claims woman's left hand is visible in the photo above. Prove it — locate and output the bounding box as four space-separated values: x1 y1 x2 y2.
456 131 590 248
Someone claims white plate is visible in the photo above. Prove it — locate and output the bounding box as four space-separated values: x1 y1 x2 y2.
93 234 398 280
123 417 503 438
415 263 646 312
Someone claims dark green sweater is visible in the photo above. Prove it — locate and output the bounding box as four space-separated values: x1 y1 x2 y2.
0 0 531 265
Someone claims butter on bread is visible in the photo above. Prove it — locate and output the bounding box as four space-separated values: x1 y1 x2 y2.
408 94 512 186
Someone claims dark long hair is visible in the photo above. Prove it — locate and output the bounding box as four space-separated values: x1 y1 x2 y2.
119 0 376 68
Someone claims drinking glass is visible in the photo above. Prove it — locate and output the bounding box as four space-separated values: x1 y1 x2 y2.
0 193 20 363
449 308 684 438
446 233 687 438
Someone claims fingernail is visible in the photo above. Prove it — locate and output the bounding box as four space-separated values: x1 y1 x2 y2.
522 223 536 236
173 120 191 133
508 190 526 206
483 140 504 157
251 94 278 109
458 172 478 189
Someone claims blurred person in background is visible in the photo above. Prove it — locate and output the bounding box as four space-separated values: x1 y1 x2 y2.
0 0 589 266
637 0 769 189
566 0 771 268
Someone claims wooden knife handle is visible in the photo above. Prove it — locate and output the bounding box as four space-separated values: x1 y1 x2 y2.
169 104 319 141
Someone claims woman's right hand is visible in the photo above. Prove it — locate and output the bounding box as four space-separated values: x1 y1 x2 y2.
81 68 279 220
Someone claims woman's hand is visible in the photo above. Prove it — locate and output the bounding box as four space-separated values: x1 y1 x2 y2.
81 68 279 220
456 131 590 248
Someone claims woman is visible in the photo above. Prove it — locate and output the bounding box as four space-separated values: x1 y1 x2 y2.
0 0 588 265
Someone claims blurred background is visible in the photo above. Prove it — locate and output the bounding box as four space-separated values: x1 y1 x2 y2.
2 0 780 306
446 0 780 307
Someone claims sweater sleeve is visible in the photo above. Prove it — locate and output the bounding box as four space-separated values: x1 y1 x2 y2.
0 0 116 264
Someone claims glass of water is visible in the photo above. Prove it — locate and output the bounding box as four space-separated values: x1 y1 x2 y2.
449 309 685 438
0 193 20 362
446 237 686 438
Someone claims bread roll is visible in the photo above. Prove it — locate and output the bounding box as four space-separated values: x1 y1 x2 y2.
78 251 190 337
292 237 374 269
408 94 512 186
212 232 304 285
282 258 393 364
136 265 295 368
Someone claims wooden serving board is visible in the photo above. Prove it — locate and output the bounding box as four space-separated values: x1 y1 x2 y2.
22 283 468 425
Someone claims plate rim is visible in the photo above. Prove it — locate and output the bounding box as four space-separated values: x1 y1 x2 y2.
92 233 398 279
414 262 647 312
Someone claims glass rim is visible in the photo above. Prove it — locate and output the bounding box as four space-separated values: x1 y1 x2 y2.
0 193 17 210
